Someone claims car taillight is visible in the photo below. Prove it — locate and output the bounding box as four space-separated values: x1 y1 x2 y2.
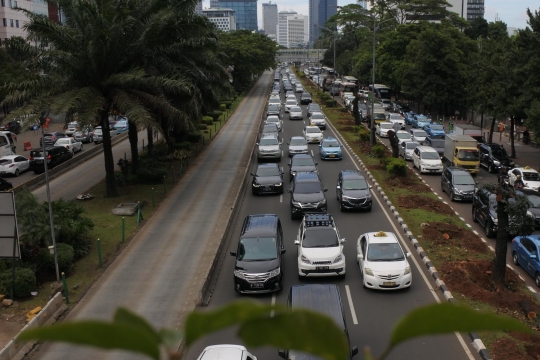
66 146 70 149
29 157 34 160
9 164 14 168
47 155 52 159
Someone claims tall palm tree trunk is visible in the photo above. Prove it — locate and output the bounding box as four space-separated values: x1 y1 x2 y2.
101 113 119 197
147 126 154 157
128 120 139 174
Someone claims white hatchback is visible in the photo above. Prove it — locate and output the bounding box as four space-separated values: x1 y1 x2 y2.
376 122 394 138
357 231 412 290
303 126 323 143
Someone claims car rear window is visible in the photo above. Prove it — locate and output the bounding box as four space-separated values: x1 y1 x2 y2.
0 159 12 165
30 150 44 157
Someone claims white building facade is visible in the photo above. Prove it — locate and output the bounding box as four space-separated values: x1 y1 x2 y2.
202 8 237 32
277 11 309 49
1 0 48 41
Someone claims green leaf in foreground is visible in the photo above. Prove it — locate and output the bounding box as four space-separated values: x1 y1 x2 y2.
389 303 532 349
238 309 349 360
113 307 161 343
18 321 161 360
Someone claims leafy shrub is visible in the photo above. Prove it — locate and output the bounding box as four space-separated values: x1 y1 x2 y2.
209 111 222 122
358 131 370 142
219 104 226 112
222 101 232 109
299 71 305 78
325 99 334 108
202 116 214 125
136 158 168 183
0 268 36 299
372 144 387 159
386 158 407 177
174 141 191 150
197 124 207 130
72 238 91 260
187 131 203 143
40 243 74 274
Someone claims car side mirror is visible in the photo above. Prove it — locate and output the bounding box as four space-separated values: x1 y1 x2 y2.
531 254 537 260
287 142 290 145
476 181 479 185
287 189 291 193
315 162 318 165
340 238 346 244
406 252 411 258
280 248 286 254
294 240 300 245
351 346 359 357
278 350 287 359
336 185 340 189
250 173 256 177
324 188 328 192
230 251 236 256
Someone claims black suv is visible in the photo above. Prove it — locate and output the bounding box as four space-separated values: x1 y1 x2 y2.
251 163 284 195
40 132 68 147
0 120 21 134
230 214 285 293
479 143 514 173
300 92 312 104
289 154 318 181
472 188 498 238
288 172 327 220
29 146 73 173
515 188 540 229
336 170 372 211
441 167 477 202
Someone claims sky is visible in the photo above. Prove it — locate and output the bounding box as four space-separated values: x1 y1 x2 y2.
201 0 539 30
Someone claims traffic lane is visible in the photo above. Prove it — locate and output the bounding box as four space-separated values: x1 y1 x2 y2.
186 97 474 360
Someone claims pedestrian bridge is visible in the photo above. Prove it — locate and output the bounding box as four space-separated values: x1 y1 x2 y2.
278 48 327 62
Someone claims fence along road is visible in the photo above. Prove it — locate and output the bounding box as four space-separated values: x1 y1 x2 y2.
33 72 271 360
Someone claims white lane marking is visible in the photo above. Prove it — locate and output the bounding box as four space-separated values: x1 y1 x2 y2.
345 285 358 325
271 294 276 317
280 194 283 203
528 286 537 294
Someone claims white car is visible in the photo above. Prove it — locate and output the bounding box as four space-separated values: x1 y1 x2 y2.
357 231 412 290
303 126 324 143
410 129 427 143
267 97 282 110
196 345 257 360
309 112 327 129
257 134 282 162
387 113 405 129
295 86 304 93
265 115 283 131
284 99 298 112
286 93 297 100
64 121 79 136
399 141 420 161
341 91 353 101
295 213 346 278
411 146 443 174
0 155 30 177
288 136 309 157
508 167 540 190
396 130 411 142
54 137 83 154
376 122 394 138
344 95 356 108
289 106 303 120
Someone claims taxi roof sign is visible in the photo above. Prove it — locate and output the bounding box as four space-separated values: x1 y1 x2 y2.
374 231 387 237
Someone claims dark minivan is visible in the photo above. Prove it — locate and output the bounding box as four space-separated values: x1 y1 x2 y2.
336 170 372 211
279 284 359 360
29 146 73 173
231 214 285 294
441 167 477 202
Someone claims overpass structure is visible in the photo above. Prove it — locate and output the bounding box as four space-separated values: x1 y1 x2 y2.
277 48 327 63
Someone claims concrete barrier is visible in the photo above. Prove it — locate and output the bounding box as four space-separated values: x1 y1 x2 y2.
0 293 67 360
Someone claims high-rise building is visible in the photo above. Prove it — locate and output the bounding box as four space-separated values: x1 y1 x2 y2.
262 2 278 37
277 11 296 47
1 0 48 41
277 12 308 48
309 0 337 45
202 8 237 31
210 0 221 8
357 0 367 9
218 0 258 30
195 1 203 15
446 0 484 21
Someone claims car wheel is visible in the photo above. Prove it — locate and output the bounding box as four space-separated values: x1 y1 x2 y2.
339 201 344 212
512 252 519 266
339 272 346 280
488 163 493 173
80 144 83 152
298 274 304 281
441 183 445 193
485 220 495 238
450 190 455 202
472 207 479 223
14 169 20 177
536 273 540 288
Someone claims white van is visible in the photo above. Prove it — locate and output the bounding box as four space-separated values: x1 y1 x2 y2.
0 131 15 158
196 345 257 360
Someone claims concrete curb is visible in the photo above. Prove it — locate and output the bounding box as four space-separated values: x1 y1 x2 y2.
324 116 493 360
0 293 67 360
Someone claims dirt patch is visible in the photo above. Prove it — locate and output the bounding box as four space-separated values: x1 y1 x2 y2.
422 222 488 254
491 338 529 360
398 195 455 216
386 175 430 193
337 119 355 126
341 126 355 133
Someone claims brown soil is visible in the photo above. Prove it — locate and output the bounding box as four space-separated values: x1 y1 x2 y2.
491 338 530 360
422 222 488 254
386 175 431 193
341 126 355 133
398 195 455 216
337 119 355 126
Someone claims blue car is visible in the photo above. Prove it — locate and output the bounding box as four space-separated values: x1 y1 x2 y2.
411 115 431 129
423 123 446 138
114 119 129 134
512 235 540 287
319 136 343 160
404 111 417 125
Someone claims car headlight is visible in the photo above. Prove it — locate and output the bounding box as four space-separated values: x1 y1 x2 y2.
454 188 463 194
333 254 343 264
269 267 281 277
291 171 297 176
292 200 302 206
492 216 498 224
493 160 500 166
404 266 411 275
527 210 534 218
319 199 327 205
252 183 260 187
276 182 282 187
301 255 311 264
364 267 374 276
234 270 247 279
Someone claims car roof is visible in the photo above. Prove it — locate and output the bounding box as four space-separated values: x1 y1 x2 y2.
305 126 320 130
241 214 279 238
365 231 399 244
446 166 470 174
292 154 312 159
257 163 279 169
290 136 305 140
289 284 345 330
310 112 324 116
294 171 319 181
516 188 540 197
199 345 245 360
515 167 538 173
340 170 365 180
261 133 278 139
0 155 19 160
417 146 438 152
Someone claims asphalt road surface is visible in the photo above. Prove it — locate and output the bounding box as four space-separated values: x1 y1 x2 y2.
31 73 272 360
183 71 478 360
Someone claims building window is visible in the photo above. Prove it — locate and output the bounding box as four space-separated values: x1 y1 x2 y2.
1 0 4 7
8 0 11 7
15 19 18 27
14 0 17 6
10 19 13 27
2 18 6 27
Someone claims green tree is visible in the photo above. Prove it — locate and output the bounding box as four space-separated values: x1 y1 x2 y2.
464 17 489 40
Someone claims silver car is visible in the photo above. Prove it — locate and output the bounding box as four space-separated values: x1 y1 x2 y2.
64 122 79 136
289 106 303 120
288 136 308 157
284 99 298 113
399 141 420 161
265 116 283 131
257 134 282 162
93 126 118 144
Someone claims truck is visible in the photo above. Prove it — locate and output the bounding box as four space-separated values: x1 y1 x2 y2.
443 134 480 174
453 124 484 143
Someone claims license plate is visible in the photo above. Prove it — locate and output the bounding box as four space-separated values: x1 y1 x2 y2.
36 160 43 163
329 155 335 158
264 186 271 191
316 266 329 270
250 283 264 288
383 281 396 286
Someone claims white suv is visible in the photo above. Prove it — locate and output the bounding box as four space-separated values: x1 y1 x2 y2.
295 213 346 278
412 145 443 174
303 126 323 143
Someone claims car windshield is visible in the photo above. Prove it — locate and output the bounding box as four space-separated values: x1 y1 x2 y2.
303 228 339 248
397 133 410 139
286 100 297 105
381 123 393 129
416 116 428 121
457 149 479 161
94 129 103 134
269 98 280 104
367 243 405 261
0 159 12 165
523 172 540 181
430 125 444 130
406 142 419 149
309 106 321 111
306 128 321 133
413 130 427 137
266 119 279 124
73 131 83 136
268 105 279 111
56 139 69 144
342 179 368 190
256 166 280 177
389 115 402 120
421 151 440 159
263 126 278 132
430 139 445 147
294 182 322 194
290 107 302 112
491 147 508 158
260 138 279 146
68 124 77 129
290 138 307 146
238 237 277 261
311 114 324 119
322 140 339 147
453 175 475 185
374 114 386 120
302 93 310 97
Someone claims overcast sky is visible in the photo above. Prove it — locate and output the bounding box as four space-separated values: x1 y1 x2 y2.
201 0 539 30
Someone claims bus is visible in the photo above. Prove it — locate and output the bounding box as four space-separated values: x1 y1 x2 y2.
369 84 391 100
339 82 357 97
342 76 358 86
330 80 342 96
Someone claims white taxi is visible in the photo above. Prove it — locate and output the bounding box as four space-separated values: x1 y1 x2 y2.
303 126 324 143
508 166 540 190
357 231 412 290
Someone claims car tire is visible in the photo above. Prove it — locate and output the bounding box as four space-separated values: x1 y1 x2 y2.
339 201 344 212
472 207 479 223
14 169 19 177
488 163 493 173
339 272 346 280
450 190 455 202
512 252 519 266
536 273 540 288
80 144 83 152
485 220 495 238
441 183 445 193
298 274 304 281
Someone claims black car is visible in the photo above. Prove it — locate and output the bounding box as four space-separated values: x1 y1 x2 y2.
40 132 68 147
472 188 498 238
0 120 21 134
266 104 281 118
288 172 327 220
251 163 284 195
336 170 372 211
307 103 321 117
441 167 477 202
0 177 13 191
300 92 312 105
424 137 445 158
29 146 73 174
515 188 540 229
479 143 515 173
230 214 285 293
289 154 318 181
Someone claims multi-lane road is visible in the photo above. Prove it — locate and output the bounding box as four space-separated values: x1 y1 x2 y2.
184 71 478 360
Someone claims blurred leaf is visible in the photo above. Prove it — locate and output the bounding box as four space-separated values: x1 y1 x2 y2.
159 328 183 349
113 307 160 343
19 321 160 360
389 303 532 349
239 309 349 360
